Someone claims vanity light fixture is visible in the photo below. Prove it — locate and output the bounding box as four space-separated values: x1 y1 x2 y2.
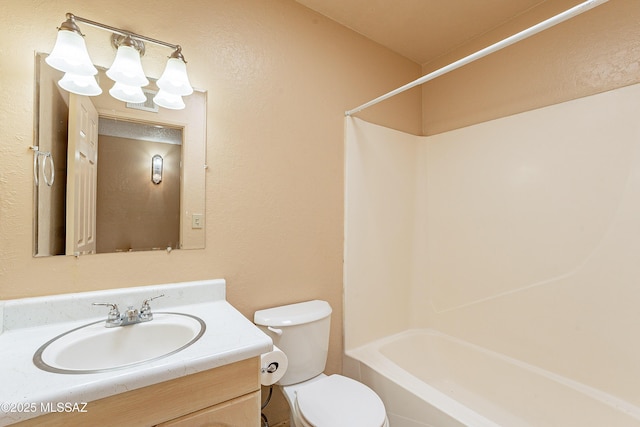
109 81 147 104
156 47 193 96
47 12 193 109
106 35 149 87
153 89 186 110
152 155 163 185
57 72 102 96
154 47 192 109
45 15 97 76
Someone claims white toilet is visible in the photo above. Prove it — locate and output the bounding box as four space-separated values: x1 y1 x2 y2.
254 300 389 427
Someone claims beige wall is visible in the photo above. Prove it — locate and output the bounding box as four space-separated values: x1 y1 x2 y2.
0 1 421 424
96 136 180 253
422 0 640 135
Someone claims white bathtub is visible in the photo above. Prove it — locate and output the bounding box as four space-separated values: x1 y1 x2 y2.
345 329 640 427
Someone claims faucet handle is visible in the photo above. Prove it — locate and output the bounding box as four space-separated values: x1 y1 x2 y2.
139 294 165 320
92 302 122 326
141 294 165 309
92 302 119 314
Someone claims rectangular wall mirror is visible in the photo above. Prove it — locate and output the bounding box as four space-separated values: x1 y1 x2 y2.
33 52 206 257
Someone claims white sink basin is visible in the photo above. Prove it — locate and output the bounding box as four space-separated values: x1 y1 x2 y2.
33 312 205 374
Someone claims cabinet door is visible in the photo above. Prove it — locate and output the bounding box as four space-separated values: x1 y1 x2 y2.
157 392 260 427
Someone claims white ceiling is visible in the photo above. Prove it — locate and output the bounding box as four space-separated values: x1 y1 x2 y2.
296 0 552 65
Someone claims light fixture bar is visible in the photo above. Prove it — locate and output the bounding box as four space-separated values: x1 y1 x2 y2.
66 13 181 52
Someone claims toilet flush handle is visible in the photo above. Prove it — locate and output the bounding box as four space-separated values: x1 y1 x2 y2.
267 326 283 336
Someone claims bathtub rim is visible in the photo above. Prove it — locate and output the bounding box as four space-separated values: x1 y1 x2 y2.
347 329 499 427
346 328 640 426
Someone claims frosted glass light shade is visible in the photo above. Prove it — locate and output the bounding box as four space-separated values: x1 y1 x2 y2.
106 45 149 87
156 58 193 96
46 30 97 76
151 155 163 184
58 73 102 96
153 89 185 110
109 82 146 103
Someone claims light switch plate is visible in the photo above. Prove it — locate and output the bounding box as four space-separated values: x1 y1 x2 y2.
192 214 204 229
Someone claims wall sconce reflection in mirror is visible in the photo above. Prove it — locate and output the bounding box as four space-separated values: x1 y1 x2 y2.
152 155 163 185
46 12 193 109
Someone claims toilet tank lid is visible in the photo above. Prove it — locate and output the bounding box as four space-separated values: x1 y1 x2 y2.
254 300 332 327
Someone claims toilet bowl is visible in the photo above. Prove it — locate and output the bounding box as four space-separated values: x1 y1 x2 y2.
282 373 389 427
254 300 388 427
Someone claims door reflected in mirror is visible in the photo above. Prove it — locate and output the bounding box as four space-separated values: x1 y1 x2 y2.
33 53 206 257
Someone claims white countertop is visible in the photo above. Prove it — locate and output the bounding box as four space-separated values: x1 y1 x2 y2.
0 279 272 426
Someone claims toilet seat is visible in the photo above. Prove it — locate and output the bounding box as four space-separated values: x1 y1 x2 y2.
294 374 387 427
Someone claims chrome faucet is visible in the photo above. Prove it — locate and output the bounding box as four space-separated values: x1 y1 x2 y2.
139 294 165 321
93 294 165 328
91 302 122 327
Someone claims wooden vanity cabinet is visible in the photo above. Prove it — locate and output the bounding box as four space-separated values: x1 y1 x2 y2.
14 357 261 427
156 392 260 426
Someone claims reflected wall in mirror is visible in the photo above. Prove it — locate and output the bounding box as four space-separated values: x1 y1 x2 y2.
96 119 181 253
33 52 206 257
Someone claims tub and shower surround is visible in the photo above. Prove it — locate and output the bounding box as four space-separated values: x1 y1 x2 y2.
343 83 640 426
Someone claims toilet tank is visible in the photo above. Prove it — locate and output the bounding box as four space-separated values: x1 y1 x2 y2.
254 300 332 386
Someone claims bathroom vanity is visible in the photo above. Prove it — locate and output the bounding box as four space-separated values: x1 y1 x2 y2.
14 358 260 426
0 279 271 426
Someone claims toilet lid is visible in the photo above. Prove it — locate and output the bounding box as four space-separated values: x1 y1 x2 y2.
295 374 386 427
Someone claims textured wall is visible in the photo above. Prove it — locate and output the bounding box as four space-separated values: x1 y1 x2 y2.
0 1 421 424
422 0 640 135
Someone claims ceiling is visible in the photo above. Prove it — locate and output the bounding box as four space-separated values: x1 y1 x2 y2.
295 0 550 65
